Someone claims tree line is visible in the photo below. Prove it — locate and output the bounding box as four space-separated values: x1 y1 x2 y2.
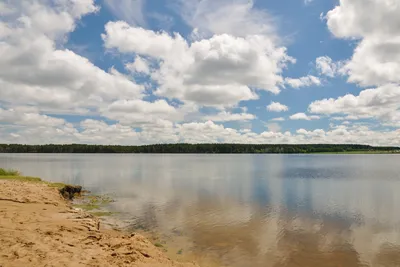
0 144 398 154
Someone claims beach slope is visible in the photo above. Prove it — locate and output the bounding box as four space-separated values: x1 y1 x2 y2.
0 180 198 267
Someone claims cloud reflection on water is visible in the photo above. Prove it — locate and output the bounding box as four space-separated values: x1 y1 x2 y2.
2 154 400 266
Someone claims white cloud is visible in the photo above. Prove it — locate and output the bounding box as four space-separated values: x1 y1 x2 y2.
315 56 343 77
177 84 258 107
296 128 325 137
331 117 345 121
102 22 188 57
103 0 146 26
176 123 399 146
326 0 400 40
174 0 277 39
203 111 256 122
284 75 321 88
290 113 320 121
0 0 398 147
309 84 400 124
331 115 368 121
103 21 293 107
267 102 289 112
309 1 400 132
1 117 399 146
77 119 140 144
1 0 98 38
341 37 400 86
176 121 234 143
0 1 144 115
0 107 66 127
326 0 400 86
101 99 189 126
271 117 285 122
265 123 281 133
107 99 175 114
182 35 291 92
125 56 151 74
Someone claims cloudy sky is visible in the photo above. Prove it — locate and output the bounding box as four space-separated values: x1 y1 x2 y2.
0 0 399 145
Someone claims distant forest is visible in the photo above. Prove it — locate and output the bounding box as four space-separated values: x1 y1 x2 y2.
0 144 399 154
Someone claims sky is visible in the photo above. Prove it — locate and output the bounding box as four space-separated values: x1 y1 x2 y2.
0 0 399 146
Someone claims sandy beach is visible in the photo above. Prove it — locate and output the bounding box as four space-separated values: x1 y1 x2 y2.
0 179 198 267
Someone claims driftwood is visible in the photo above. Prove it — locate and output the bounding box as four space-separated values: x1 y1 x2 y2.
59 185 82 200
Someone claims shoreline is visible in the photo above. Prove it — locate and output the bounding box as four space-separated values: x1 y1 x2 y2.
0 175 199 267
1 143 399 154
1 152 399 155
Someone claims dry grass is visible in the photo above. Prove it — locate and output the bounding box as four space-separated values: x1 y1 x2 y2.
0 168 72 191
0 168 21 176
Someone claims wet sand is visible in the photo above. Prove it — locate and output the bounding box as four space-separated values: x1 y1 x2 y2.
0 180 198 267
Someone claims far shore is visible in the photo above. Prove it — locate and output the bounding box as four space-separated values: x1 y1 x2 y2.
312 151 400 154
0 143 399 154
0 170 199 267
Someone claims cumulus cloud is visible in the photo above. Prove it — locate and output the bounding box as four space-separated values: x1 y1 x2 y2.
309 84 400 125
102 99 181 125
1 117 399 146
265 123 281 133
296 128 325 137
125 56 151 74
326 0 400 39
271 117 285 122
315 56 343 77
0 0 99 38
290 113 320 121
203 111 256 122
0 0 398 146
284 75 321 88
178 84 258 107
174 0 277 39
267 102 289 112
307 0 400 131
103 21 293 107
326 0 400 86
0 0 144 115
107 99 175 114
0 107 66 127
102 22 188 57
342 37 400 86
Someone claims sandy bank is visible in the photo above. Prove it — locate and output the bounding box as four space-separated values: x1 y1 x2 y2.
0 180 198 267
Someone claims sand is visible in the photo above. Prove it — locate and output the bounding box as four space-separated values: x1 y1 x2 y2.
0 180 199 267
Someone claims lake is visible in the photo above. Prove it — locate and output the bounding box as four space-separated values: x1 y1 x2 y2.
1 153 400 267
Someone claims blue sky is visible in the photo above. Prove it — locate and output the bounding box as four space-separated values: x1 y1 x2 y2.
0 0 399 145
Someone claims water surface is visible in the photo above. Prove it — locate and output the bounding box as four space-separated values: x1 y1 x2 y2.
2 154 400 267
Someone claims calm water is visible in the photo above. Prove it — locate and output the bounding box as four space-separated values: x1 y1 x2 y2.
2 154 400 267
